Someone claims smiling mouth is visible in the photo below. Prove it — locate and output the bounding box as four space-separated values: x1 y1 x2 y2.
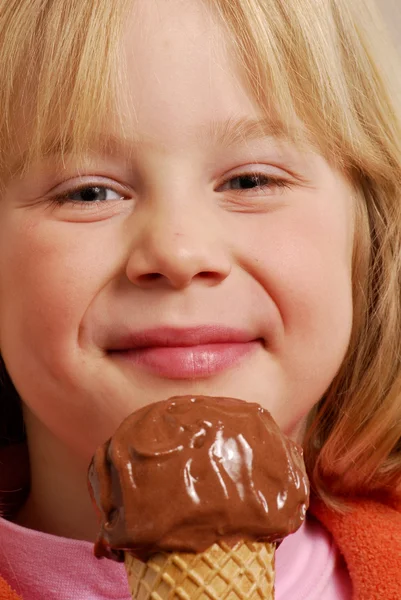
106 326 262 379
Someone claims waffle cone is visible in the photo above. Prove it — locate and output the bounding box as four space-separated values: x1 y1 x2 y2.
124 540 275 600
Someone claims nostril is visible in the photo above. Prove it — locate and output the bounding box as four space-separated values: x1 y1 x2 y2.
197 271 224 281
139 273 163 282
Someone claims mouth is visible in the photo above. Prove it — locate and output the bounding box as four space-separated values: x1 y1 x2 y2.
106 326 262 379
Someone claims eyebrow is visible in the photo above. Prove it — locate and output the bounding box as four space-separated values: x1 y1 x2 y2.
10 116 303 178
85 117 298 152
205 116 298 147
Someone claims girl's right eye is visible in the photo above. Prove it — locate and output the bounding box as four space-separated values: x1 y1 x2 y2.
54 185 124 205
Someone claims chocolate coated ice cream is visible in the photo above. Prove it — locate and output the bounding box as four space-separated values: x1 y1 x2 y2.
88 396 309 561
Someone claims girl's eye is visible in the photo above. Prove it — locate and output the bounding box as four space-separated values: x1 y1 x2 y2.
55 185 124 204
218 172 288 193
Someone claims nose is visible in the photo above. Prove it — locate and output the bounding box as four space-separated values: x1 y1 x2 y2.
125 205 232 289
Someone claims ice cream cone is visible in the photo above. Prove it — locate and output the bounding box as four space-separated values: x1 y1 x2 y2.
124 540 275 600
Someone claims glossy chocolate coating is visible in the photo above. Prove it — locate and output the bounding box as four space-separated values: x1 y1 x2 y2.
88 396 309 561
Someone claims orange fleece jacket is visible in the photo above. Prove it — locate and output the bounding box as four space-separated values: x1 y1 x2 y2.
0 499 400 600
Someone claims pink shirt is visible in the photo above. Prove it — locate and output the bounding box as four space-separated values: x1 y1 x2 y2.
0 515 351 599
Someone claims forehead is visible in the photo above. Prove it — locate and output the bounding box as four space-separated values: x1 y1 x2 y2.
7 0 306 178
5 0 346 184
120 0 261 144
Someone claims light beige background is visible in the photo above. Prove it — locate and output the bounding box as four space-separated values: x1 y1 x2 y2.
380 0 401 52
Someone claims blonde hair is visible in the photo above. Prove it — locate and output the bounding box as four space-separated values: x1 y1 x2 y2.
1 0 400 509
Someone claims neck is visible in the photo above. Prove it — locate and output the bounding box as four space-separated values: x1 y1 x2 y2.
15 420 98 542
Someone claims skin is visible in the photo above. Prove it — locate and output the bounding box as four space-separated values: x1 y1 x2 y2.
0 0 354 540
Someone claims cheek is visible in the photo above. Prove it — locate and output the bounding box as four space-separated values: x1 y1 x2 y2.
233 196 354 402
238 203 353 313
272 228 354 368
0 216 122 370
0 215 131 454
271 219 353 328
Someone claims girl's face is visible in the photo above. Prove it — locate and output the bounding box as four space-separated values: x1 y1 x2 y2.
0 0 354 463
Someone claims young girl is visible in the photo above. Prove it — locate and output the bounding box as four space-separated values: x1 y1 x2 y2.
0 0 400 598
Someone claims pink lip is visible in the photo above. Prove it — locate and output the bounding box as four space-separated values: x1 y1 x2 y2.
107 326 261 379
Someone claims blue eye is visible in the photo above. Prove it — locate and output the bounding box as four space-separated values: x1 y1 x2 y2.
231 174 270 190
219 172 289 193
56 186 123 204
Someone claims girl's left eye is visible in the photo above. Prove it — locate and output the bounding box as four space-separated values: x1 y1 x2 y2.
54 185 124 204
218 172 289 193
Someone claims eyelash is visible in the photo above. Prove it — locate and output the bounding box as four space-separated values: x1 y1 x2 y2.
51 185 125 206
50 171 291 207
218 171 291 194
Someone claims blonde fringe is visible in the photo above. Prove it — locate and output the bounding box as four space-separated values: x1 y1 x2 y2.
0 0 131 180
0 0 401 509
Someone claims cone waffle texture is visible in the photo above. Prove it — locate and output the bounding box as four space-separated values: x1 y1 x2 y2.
124 540 275 600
